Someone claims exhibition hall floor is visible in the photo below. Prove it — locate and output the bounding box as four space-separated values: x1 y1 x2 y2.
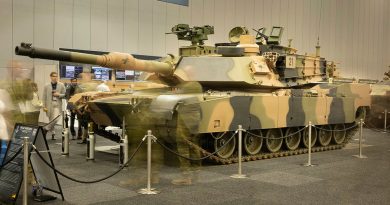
21 127 390 205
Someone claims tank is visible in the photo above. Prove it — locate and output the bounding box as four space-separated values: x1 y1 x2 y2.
364 69 390 130
15 25 371 164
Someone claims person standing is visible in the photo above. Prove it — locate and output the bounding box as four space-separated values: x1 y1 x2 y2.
42 72 65 140
65 78 82 140
96 80 110 92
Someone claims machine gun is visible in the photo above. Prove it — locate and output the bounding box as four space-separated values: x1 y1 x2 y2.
167 24 214 46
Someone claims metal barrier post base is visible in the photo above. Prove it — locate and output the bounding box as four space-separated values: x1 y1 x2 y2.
353 154 368 159
138 188 159 195
230 174 247 179
303 163 316 167
139 130 159 195
302 122 316 167
230 125 247 179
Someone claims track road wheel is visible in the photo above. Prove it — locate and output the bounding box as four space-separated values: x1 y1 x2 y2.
302 126 317 148
332 124 346 144
244 130 263 155
214 131 236 159
318 125 332 146
284 127 301 151
265 129 283 153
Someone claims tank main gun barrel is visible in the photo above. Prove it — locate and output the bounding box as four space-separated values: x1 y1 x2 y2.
15 43 174 76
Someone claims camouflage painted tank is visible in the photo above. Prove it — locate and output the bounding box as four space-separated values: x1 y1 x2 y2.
365 69 390 129
15 25 371 163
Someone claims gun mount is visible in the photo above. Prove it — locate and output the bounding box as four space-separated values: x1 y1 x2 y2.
167 24 216 56
168 24 214 46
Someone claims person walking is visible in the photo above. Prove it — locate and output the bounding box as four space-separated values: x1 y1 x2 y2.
42 72 65 140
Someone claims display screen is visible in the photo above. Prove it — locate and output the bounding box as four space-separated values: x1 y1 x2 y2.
115 70 141 81
92 67 112 80
59 65 83 79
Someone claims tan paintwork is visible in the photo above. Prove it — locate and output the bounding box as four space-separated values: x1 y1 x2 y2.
250 96 278 128
200 98 234 133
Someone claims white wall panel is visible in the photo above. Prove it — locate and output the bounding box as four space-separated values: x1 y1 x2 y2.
73 0 91 50
90 0 107 51
33 0 55 66
262 0 272 30
385 0 390 74
107 0 124 52
213 0 225 45
294 0 304 52
165 3 179 55
152 0 166 56
190 0 203 26
203 0 215 45
351 0 360 77
123 0 139 54
224 0 236 39
234 0 245 26
0 0 13 68
271 0 281 26
279 0 289 45
13 0 34 67
286 0 296 43
53 0 73 50
244 0 254 32
0 0 388 80
254 0 265 30
376 0 384 76
177 2 190 48
138 0 153 55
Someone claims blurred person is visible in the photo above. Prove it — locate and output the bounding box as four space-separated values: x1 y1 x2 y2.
0 60 34 126
65 78 82 140
24 81 43 125
76 72 98 92
171 82 202 185
42 72 65 140
96 80 110 92
75 99 89 144
0 89 14 141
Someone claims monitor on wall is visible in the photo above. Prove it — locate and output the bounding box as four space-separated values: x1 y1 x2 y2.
59 64 83 79
91 67 112 80
115 70 142 81
116 70 134 81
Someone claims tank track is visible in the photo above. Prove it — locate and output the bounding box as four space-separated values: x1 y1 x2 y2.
184 123 359 165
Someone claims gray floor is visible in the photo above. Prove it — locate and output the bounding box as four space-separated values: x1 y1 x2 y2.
19 127 390 205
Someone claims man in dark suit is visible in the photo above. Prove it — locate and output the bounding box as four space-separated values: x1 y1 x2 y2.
66 77 82 140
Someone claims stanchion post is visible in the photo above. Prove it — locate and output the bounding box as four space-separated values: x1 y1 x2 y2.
303 121 316 167
23 137 29 205
61 111 69 156
353 119 368 159
86 122 95 160
119 117 129 167
231 125 247 179
138 130 159 195
119 134 128 167
384 109 388 133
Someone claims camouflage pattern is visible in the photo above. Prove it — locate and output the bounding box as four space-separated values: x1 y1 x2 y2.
15 25 371 162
